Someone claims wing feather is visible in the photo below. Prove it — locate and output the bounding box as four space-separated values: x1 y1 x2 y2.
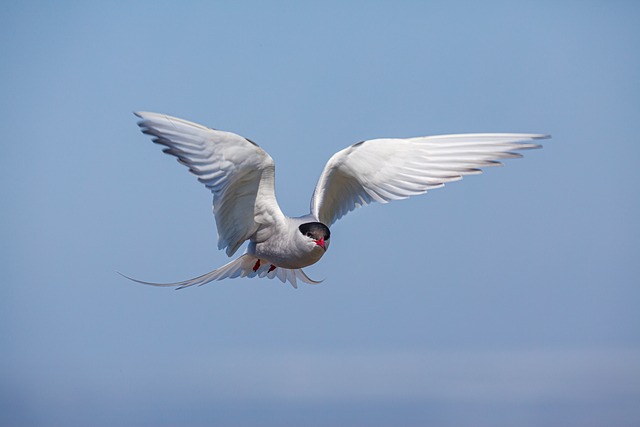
311 133 548 226
135 112 285 256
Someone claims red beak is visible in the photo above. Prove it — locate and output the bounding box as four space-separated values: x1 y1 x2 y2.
314 237 325 250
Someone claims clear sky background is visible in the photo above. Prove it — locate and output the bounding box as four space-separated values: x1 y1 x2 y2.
1 1 639 426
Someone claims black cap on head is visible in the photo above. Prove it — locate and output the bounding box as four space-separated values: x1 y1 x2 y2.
298 222 330 240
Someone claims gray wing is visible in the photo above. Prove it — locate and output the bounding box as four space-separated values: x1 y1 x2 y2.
311 133 548 226
135 112 286 256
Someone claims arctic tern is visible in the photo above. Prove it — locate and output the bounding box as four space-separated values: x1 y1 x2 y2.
124 111 547 289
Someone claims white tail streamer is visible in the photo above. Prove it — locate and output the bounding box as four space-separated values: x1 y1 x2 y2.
120 254 322 289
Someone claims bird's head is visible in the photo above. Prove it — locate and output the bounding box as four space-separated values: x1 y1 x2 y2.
298 222 331 252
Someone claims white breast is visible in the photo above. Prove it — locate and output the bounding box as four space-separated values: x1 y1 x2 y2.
248 218 327 269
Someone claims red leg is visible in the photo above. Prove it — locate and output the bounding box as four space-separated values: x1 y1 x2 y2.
268 264 276 272
252 260 261 272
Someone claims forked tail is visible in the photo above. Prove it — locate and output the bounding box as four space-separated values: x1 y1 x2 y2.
120 254 321 289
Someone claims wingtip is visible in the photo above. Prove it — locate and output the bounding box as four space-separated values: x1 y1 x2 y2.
133 111 156 120
133 111 151 119
133 111 149 126
526 134 550 143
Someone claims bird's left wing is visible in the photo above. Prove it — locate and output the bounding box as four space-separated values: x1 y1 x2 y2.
311 133 548 226
135 112 285 256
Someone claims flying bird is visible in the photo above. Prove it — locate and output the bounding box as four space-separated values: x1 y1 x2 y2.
123 112 547 289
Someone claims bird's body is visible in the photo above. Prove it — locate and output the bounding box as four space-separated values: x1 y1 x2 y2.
124 111 547 289
248 215 327 270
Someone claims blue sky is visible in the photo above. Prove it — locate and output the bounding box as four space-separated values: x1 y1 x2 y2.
1 1 639 426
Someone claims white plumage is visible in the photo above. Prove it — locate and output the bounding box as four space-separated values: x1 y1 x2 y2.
124 112 547 289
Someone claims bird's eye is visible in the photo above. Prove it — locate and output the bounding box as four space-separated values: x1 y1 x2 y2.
306 233 313 238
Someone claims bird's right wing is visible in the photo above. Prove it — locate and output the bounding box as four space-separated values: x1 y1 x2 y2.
135 112 285 256
311 133 548 226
